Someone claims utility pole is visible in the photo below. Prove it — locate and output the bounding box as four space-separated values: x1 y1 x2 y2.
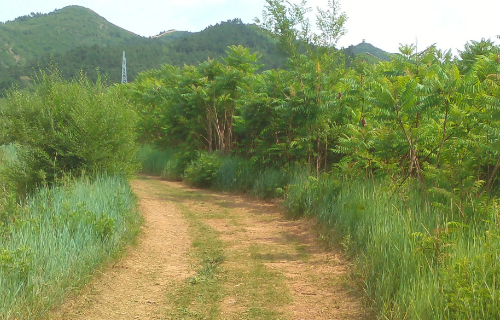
121 51 127 84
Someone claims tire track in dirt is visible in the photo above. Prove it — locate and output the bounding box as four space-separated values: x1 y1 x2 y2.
165 179 366 320
50 175 366 319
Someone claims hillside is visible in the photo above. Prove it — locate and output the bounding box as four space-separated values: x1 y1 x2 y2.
343 41 391 62
0 7 389 95
156 19 287 69
0 16 288 94
0 6 138 68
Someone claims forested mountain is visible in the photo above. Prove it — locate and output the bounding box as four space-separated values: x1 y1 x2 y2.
0 6 388 95
343 40 391 62
0 6 138 67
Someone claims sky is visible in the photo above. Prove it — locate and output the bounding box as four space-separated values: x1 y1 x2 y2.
0 0 499 54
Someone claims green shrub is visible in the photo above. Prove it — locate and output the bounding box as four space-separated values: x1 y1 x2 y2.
162 149 198 181
136 145 198 181
285 172 341 218
0 71 138 193
184 152 222 188
440 201 500 318
0 144 21 227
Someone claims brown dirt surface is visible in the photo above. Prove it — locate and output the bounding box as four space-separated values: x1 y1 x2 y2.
50 175 367 320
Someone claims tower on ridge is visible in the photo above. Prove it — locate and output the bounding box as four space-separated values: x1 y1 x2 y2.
121 51 127 84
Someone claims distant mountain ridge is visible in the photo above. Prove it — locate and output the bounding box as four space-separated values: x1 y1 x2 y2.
0 6 137 68
343 41 391 62
0 6 391 94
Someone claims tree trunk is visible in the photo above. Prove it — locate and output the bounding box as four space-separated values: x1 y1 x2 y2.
435 100 449 169
316 135 321 178
207 108 213 152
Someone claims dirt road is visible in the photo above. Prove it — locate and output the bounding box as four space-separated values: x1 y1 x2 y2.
51 175 365 319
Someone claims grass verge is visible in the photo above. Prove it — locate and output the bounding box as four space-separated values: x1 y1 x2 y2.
0 174 142 319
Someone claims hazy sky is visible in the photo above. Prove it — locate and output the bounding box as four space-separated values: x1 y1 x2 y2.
1 0 498 54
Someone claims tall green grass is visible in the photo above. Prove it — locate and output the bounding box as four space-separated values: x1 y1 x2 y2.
213 155 290 199
0 174 141 319
0 144 20 226
137 145 197 180
0 144 17 163
138 146 291 199
287 175 500 319
137 145 175 175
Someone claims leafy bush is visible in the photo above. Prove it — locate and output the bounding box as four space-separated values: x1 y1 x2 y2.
161 150 198 181
0 71 138 193
0 145 21 227
440 201 500 318
184 152 221 188
286 172 341 218
213 156 258 192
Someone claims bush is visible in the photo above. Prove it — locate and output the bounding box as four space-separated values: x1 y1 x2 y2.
0 145 21 227
184 152 221 188
0 71 138 193
285 172 341 218
213 156 258 192
162 149 198 181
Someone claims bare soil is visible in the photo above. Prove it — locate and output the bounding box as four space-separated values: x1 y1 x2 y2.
50 175 366 319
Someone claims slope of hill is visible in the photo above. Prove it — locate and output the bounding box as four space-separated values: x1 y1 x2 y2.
343 41 391 62
0 7 390 95
0 16 289 93
0 6 138 69
157 19 287 69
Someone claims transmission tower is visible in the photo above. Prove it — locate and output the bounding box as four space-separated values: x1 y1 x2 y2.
121 51 127 84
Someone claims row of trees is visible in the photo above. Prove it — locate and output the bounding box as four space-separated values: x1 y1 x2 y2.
131 42 500 200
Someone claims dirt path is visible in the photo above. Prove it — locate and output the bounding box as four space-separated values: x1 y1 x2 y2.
51 175 366 319
50 177 192 319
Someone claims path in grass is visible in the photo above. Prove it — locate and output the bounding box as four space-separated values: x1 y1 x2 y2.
51 175 365 319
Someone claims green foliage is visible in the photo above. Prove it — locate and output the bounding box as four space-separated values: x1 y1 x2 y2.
137 145 176 175
0 174 141 319
441 221 500 317
251 167 290 199
162 150 199 181
184 152 222 188
0 71 138 193
213 156 258 192
343 41 391 63
285 172 341 218
0 12 292 95
0 6 137 65
0 145 21 228
130 5 500 318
